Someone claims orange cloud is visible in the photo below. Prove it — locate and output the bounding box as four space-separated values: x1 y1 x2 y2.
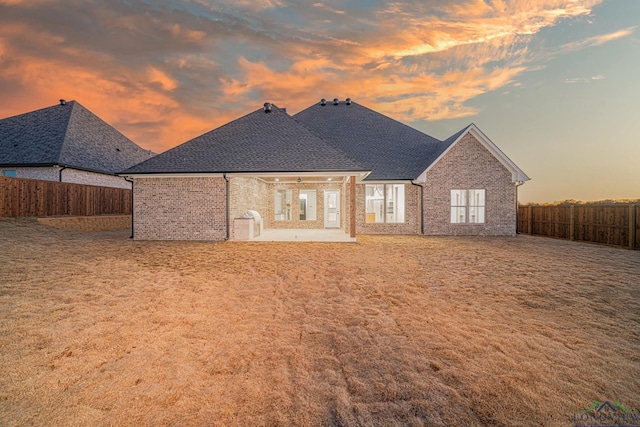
0 0 621 154
147 67 179 91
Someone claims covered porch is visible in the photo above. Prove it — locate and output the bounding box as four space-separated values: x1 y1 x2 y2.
228 172 364 242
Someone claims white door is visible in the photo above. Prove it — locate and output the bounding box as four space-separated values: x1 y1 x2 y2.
324 190 340 228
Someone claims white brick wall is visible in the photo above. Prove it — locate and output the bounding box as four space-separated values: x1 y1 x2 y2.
228 177 268 240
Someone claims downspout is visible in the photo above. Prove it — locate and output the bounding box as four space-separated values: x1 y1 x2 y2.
515 181 524 235
124 177 134 239
411 180 424 235
58 166 68 182
223 173 230 241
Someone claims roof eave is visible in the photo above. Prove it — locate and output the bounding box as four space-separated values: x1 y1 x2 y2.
0 162 119 176
120 170 371 179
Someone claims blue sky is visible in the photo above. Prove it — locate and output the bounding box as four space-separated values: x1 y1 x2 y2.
0 0 637 202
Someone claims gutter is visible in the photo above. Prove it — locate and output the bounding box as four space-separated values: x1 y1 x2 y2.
58 166 68 182
223 173 230 241
124 177 134 239
411 180 425 235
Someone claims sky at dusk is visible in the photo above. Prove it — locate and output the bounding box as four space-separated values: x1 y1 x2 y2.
0 0 638 203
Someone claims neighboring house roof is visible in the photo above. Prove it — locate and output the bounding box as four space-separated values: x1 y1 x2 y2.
0 100 155 174
123 104 368 175
293 100 455 180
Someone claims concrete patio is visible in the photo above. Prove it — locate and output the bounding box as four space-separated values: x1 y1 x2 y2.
251 228 356 242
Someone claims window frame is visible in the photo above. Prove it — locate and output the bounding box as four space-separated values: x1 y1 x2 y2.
450 189 485 224
274 189 292 221
365 183 405 224
298 189 317 221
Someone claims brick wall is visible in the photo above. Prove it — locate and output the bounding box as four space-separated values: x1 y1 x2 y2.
62 168 132 189
0 166 131 189
228 177 268 240
422 133 517 236
1 166 58 181
355 183 421 235
133 177 227 241
265 181 347 230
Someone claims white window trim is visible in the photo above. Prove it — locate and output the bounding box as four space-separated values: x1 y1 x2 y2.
365 184 405 224
450 189 485 224
274 189 292 221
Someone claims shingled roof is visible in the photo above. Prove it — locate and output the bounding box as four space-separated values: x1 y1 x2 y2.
123 104 367 174
0 100 154 174
293 100 456 180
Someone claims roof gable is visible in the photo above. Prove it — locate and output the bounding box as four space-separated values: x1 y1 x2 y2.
293 100 453 180
418 124 530 182
123 105 368 175
0 101 155 174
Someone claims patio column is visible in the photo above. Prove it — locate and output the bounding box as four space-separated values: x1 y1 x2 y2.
350 176 356 238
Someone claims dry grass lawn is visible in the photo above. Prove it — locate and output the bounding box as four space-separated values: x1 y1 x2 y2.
0 219 639 426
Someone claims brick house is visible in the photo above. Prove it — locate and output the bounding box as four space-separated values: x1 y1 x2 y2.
122 99 529 241
0 100 154 189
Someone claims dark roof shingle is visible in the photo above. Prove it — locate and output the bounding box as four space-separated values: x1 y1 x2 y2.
294 101 455 180
0 101 154 174
124 105 367 174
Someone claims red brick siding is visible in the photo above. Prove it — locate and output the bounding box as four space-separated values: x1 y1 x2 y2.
422 133 517 236
356 183 421 235
133 177 227 241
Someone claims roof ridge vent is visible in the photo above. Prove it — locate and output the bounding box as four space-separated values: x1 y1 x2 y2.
320 98 326 106
263 102 272 113
59 99 67 106
333 98 339 105
346 98 352 105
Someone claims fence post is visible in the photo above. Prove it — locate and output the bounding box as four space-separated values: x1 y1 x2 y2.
528 205 533 235
630 204 637 250
570 204 575 241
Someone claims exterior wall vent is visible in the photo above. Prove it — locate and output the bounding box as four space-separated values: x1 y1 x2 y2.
333 98 339 105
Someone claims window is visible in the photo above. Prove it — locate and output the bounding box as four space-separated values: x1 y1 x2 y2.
365 184 405 223
2 170 17 178
274 189 292 221
451 189 485 224
299 190 317 221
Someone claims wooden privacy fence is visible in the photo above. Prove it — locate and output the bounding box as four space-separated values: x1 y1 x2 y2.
518 204 639 250
0 176 131 217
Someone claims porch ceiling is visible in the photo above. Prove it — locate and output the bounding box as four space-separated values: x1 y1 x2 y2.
227 170 370 183
260 175 345 184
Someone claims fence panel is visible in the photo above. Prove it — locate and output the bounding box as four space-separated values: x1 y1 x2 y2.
0 176 131 218
518 203 639 250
